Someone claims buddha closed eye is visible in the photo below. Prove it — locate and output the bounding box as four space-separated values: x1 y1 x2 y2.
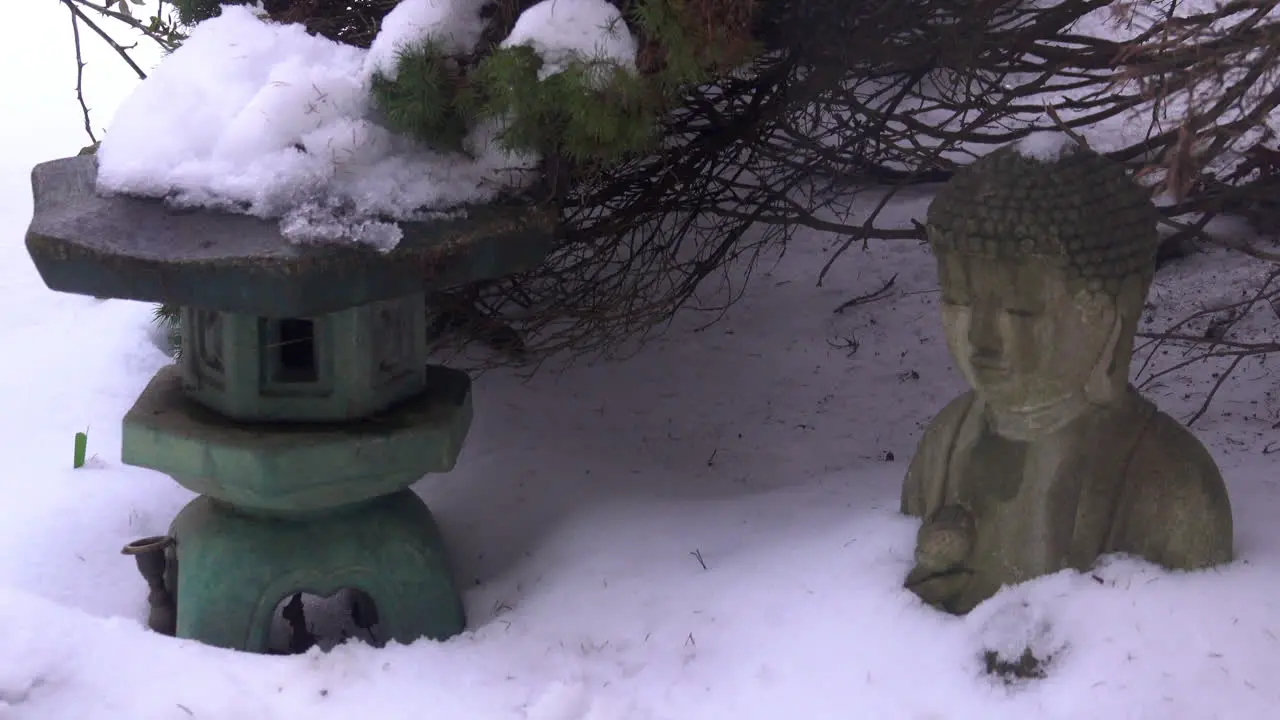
936 252 1115 411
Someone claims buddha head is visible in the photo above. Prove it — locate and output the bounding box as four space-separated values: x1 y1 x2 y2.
925 140 1161 417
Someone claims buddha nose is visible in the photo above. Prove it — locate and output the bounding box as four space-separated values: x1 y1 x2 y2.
967 306 1003 362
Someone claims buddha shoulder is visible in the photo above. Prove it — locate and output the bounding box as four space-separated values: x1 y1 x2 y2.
1112 408 1234 569
901 391 977 517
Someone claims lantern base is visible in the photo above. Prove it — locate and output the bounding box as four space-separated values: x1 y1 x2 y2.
167 490 465 652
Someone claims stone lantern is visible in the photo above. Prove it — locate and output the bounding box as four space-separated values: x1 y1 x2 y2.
25 155 558 652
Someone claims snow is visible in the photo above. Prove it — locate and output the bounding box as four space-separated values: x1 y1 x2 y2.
95 4 538 251
366 0 489 80
1009 131 1082 162
502 0 639 81
7 1 1280 719
94 0 641 250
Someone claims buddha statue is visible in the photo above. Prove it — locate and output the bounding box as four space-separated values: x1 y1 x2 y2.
901 140 1234 614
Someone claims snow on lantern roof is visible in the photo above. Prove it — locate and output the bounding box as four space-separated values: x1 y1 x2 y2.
26 155 558 316
93 1 638 251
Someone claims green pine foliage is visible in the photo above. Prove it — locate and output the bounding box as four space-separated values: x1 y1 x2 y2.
368 0 753 165
370 40 471 153
631 0 711 88
172 0 250 25
372 41 658 164
467 46 656 163
154 304 182 358
170 0 757 168
633 0 760 82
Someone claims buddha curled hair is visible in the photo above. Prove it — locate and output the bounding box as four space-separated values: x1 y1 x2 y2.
925 138 1161 297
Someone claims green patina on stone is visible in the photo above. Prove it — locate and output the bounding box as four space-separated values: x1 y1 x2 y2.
123 365 471 515
24 153 558 652
25 155 559 316
175 293 431 423
902 142 1234 616
170 490 465 652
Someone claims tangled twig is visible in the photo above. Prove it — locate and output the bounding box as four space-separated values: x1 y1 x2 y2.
1136 268 1280 425
834 273 898 314
64 0 1280 382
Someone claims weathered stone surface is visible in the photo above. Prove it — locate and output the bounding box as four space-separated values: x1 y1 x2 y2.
926 144 1162 295
25 155 559 316
122 364 472 514
169 489 465 651
176 294 430 423
901 143 1233 615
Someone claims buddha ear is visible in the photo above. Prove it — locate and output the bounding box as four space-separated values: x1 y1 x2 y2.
1085 301 1124 403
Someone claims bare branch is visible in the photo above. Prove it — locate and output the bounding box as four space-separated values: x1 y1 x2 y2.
60 0 148 80
67 4 97 145
67 0 1280 379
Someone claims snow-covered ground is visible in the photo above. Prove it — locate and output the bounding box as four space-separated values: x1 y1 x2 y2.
4 3 1280 719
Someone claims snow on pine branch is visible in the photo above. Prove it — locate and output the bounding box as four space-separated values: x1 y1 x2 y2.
503 0 638 81
366 0 489 80
95 0 639 251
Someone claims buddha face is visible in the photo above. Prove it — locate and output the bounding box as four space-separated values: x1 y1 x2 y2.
936 251 1119 412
